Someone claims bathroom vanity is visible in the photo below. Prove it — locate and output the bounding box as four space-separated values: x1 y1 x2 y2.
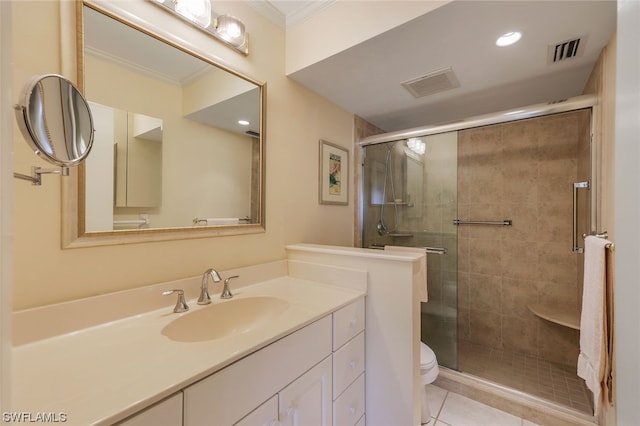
122 298 365 426
12 261 366 425
12 246 423 426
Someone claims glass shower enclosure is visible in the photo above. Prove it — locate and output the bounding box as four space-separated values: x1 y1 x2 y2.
359 99 598 414
361 131 460 369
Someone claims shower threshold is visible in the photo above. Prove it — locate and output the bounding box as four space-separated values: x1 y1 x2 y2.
434 367 597 426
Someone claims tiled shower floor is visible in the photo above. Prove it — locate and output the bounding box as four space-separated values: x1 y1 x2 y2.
457 341 594 415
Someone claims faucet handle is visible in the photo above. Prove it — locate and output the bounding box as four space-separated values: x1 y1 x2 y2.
221 275 239 299
162 289 189 313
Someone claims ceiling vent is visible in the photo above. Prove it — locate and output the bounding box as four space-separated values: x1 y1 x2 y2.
548 36 585 63
401 67 460 98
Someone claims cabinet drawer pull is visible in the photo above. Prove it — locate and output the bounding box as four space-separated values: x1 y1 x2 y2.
349 318 357 327
349 360 357 370
349 405 357 415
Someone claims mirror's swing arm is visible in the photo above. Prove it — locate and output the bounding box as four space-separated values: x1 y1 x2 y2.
13 166 70 186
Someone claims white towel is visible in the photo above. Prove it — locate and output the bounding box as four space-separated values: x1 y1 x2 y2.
384 245 428 303
577 235 612 414
205 218 240 225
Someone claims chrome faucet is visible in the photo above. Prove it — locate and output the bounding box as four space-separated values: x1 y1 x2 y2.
221 275 239 299
162 289 189 313
198 268 222 305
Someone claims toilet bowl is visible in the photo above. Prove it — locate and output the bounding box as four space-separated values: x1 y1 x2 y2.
420 342 439 424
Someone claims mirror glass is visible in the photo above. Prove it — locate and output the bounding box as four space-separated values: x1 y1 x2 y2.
77 4 263 238
16 74 94 167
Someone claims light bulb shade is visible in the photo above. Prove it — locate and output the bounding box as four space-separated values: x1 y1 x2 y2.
216 15 246 47
175 0 211 28
407 138 426 155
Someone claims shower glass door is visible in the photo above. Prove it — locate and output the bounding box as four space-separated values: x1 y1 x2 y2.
361 132 459 369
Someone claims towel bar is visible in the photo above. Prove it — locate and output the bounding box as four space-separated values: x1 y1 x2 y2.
583 232 615 251
367 245 447 254
453 219 512 226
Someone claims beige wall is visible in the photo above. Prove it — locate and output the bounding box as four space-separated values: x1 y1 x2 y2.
285 1 450 75
12 0 354 309
583 33 617 238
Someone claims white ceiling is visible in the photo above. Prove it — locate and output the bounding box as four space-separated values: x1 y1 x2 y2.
263 1 616 132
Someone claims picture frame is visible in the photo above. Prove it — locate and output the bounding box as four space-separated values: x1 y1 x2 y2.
318 139 349 205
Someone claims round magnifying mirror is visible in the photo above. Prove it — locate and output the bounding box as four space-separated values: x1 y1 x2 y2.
15 74 94 167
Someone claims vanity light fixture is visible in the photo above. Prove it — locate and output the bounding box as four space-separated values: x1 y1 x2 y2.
496 31 522 47
150 0 249 55
174 0 211 28
238 119 250 126
215 15 246 47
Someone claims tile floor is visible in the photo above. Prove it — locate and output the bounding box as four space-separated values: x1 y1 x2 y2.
425 384 539 426
457 341 593 414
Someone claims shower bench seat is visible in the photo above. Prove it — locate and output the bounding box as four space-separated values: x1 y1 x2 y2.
527 303 580 330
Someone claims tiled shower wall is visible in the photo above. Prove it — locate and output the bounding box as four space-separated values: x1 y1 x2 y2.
457 109 591 367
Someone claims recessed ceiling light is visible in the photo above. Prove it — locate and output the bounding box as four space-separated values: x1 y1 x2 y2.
496 31 522 47
238 120 250 126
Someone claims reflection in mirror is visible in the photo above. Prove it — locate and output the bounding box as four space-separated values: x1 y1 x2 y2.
75 3 264 241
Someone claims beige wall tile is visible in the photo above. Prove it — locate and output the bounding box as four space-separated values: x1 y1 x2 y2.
500 240 540 280
469 238 503 275
502 313 538 356
469 309 502 348
501 278 538 317
469 273 502 312
459 110 585 363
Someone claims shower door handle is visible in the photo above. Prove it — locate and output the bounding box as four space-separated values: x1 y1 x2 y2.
573 181 589 254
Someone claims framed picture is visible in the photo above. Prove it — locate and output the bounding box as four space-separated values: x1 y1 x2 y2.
318 140 348 205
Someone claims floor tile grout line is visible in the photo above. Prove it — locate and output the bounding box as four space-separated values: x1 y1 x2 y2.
435 389 450 422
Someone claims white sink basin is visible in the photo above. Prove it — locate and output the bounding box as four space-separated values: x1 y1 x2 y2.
161 296 290 342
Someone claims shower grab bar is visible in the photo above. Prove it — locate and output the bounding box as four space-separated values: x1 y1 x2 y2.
453 219 512 226
366 245 447 254
573 181 590 254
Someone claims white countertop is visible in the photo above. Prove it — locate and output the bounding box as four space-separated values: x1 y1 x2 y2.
12 276 364 425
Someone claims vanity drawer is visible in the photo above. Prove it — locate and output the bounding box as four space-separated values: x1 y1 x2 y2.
333 373 365 426
333 298 365 350
333 331 365 398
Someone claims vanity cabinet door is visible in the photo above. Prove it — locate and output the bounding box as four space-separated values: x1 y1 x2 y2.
235 395 280 426
278 356 332 426
116 393 182 426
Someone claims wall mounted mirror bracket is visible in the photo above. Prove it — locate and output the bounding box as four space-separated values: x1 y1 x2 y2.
14 74 95 186
14 166 70 186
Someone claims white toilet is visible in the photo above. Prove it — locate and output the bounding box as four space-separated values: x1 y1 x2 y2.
420 342 440 424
